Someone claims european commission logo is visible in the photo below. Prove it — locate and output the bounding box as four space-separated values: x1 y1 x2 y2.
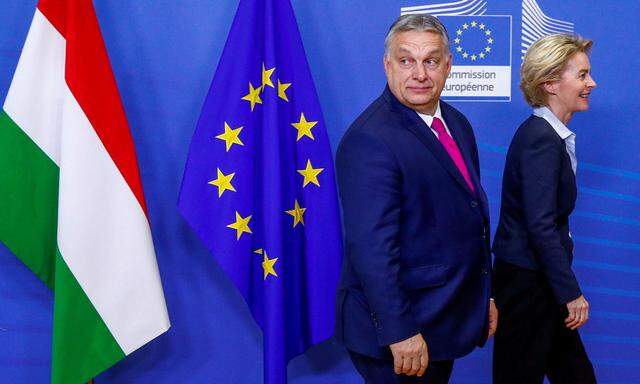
401 1 512 102
439 15 511 101
401 0 575 102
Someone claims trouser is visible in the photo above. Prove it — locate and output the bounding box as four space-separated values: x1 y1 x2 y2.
492 259 596 384
348 350 454 384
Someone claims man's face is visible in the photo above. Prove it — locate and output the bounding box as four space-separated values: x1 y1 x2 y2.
384 30 452 115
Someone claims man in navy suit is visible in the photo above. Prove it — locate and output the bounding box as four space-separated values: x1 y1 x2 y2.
335 14 497 383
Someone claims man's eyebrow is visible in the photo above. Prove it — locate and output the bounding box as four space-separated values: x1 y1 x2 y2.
396 45 442 56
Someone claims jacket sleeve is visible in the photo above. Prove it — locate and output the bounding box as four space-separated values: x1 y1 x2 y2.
336 129 419 346
519 131 582 304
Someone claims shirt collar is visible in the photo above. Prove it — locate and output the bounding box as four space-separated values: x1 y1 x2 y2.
533 106 575 140
417 102 443 127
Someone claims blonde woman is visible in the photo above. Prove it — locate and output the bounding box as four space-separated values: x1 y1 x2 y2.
492 34 597 383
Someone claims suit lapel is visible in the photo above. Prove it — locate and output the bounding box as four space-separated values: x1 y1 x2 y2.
441 105 479 187
382 88 489 219
441 104 490 219
402 110 476 197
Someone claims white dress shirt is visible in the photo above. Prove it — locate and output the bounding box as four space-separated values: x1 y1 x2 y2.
533 106 577 174
417 102 452 138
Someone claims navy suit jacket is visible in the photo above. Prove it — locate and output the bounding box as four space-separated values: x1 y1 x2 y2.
493 115 582 304
335 87 491 361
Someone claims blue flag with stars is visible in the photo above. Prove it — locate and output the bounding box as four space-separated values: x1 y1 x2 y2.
177 0 342 382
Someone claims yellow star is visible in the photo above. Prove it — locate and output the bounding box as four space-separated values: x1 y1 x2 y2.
456 46 463 53
471 21 477 27
479 23 486 29
297 159 324 187
471 54 477 61
278 79 291 102
208 168 236 197
456 29 463 35
215 122 244 152
262 250 278 280
261 63 275 90
485 46 492 52
462 52 469 58
463 23 469 29
291 112 317 141
241 82 262 111
486 29 492 36
487 37 494 44
226 211 252 240
254 248 264 255
479 52 486 59
285 199 306 227
454 37 461 44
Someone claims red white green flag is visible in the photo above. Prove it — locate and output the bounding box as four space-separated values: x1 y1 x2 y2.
0 0 170 382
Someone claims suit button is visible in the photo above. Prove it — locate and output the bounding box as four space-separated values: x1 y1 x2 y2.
470 200 479 208
481 268 488 275
481 234 486 240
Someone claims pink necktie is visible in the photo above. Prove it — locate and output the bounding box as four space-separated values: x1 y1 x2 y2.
431 117 476 194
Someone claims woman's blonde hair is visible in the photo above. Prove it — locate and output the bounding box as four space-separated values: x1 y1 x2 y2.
520 34 593 107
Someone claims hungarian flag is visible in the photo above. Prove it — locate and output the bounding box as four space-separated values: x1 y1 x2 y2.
0 1 170 383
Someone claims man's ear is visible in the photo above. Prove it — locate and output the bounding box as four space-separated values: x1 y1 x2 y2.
383 54 390 75
445 53 452 75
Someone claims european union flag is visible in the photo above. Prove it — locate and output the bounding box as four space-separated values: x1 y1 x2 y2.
177 0 342 382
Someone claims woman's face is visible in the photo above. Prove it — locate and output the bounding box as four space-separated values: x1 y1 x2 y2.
548 52 597 117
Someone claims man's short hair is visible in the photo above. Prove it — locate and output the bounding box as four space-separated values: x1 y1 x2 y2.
384 14 450 55
520 34 593 107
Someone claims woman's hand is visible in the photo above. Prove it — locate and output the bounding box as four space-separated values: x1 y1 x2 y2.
565 295 589 330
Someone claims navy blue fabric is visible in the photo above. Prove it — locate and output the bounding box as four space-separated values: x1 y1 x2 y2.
335 87 492 361
348 350 454 384
493 116 581 304
492 259 596 384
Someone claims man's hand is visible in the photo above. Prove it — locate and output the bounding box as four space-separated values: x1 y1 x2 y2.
488 299 498 338
565 295 589 330
389 333 429 377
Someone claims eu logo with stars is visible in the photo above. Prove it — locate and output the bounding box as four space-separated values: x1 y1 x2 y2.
439 15 512 102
